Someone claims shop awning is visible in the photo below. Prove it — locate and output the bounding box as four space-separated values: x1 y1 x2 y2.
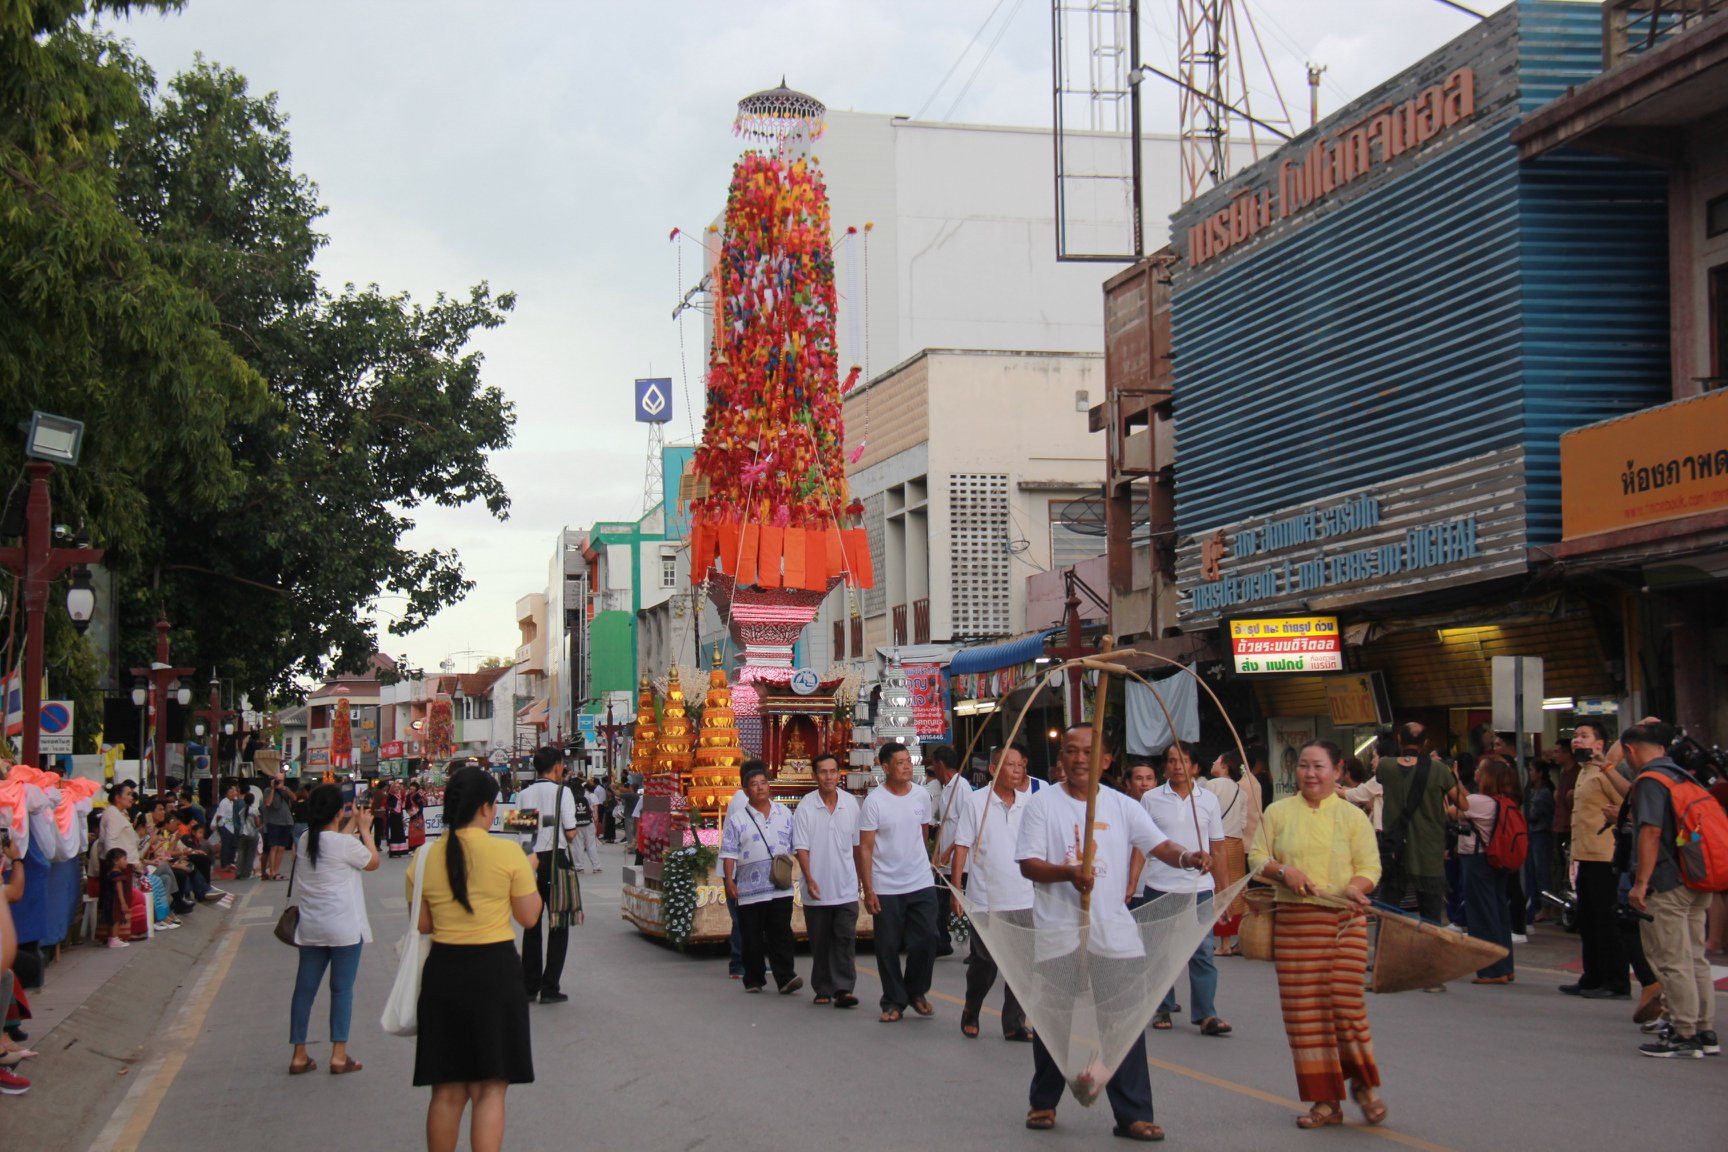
947 629 1056 675
516 699 549 728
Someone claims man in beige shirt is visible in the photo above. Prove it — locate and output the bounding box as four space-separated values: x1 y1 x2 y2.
1563 721 1630 999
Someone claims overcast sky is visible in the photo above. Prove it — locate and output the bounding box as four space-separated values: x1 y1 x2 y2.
113 0 1494 676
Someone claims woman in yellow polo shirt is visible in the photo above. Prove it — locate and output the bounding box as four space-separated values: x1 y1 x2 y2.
1248 739 1384 1131
409 767 541 1152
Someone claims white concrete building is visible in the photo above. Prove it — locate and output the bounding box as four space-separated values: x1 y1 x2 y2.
816 348 1107 669
711 110 1186 378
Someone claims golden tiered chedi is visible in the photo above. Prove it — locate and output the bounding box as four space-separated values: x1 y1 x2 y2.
690 647 744 824
654 667 694 782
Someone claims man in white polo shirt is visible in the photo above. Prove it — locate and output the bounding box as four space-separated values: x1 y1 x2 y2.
517 746 578 1004
793 752 862 1009
1141 741 1229 1036
859 741 937 1022
928 744 967 958
951 742 1034 1041
1016 724 1209 1140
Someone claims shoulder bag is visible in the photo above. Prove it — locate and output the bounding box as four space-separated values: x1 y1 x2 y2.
549 784 583 929
272 850 300 946
380 845 432 1036
745 806 796 890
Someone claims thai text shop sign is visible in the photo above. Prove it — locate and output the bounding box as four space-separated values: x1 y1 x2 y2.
1559 390 1728 542
904 663 950 741
1229 617 1342 675
1177 447 1529 623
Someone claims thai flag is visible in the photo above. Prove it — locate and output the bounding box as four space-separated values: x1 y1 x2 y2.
3 667 21 739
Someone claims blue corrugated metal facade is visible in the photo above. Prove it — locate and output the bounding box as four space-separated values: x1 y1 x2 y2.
1171 1 1671 551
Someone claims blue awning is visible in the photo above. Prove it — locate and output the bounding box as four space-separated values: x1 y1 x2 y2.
947 630 1056 675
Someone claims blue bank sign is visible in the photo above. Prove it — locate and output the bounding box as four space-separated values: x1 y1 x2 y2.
634 377 673 424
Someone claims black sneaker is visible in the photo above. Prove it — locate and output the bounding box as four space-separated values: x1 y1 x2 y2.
538 991 569 1005
1698 1030 1720 1056
1639 1033 1704 1059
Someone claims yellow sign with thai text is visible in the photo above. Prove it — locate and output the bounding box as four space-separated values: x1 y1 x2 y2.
1560 390 1728 540
1228 616 1342 675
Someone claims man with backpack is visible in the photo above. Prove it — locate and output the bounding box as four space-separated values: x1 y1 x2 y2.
1376 724 1465 927
1622 721 1722 1058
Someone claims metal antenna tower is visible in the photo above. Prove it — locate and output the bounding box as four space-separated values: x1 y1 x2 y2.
1175 0 1294 201
1051 0 1143 261
642 420 665 514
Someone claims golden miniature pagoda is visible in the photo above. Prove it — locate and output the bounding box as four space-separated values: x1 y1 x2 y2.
627 677 659 780
690 646 744 824
655 667 694 781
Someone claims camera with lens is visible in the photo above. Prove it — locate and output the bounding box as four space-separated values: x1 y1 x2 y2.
1615 902 1653 924
1668 734 1728 784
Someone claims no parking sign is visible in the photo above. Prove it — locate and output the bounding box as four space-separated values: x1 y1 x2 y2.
39 700 74 755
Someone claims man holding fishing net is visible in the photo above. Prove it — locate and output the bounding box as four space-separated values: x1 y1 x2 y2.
1015 724 1213 1142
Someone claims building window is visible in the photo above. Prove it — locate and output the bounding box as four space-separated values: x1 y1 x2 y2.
661 554 678 589
1708 192 1728 239
1050 499 1108 569
1711 264 1728 389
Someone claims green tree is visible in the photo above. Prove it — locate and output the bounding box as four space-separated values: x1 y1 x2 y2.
110 54 516 699
2 7 515 718
2 2 264 749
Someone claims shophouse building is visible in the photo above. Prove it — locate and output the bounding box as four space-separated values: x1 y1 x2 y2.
1121 0 1685 785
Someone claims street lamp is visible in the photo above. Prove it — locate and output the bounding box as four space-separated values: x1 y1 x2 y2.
194 670 236 801
128 613 195 795
0 411 104 765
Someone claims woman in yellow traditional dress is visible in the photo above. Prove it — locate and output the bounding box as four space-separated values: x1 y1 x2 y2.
1248 739 1385 1130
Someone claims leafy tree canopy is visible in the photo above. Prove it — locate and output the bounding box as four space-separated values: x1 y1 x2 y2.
2 3 516 718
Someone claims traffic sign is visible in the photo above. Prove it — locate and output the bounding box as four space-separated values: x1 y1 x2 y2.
39 700 74 755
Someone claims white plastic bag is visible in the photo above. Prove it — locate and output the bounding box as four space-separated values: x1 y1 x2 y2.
380 845 431 1036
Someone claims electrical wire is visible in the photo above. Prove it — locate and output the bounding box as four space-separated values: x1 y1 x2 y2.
942 0 1030 122
915 0 1013 121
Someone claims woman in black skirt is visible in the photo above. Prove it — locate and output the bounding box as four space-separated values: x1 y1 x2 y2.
409 767 541 1152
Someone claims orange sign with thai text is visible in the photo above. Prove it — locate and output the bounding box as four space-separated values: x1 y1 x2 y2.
1560 390 1728 540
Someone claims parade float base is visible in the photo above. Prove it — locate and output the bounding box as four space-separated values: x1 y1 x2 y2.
622 867 875 946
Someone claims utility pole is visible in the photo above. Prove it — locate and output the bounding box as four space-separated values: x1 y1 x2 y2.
1307 63 1326 128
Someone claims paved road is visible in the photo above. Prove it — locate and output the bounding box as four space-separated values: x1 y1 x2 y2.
32 840 1726 1151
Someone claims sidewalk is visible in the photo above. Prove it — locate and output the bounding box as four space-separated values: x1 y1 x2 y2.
4 880 256 1150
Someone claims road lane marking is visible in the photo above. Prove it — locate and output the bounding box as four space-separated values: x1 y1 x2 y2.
857 960 1463 1152
89 917 248 1150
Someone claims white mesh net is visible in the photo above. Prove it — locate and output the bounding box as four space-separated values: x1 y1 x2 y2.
953 872 1253 1104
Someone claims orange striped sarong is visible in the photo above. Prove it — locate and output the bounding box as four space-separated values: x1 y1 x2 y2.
1273 904 1379 1103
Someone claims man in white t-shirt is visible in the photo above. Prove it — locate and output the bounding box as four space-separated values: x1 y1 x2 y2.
1016 725 1210 1140
1141 742 1230 1036
793 753 862 1008
928 744 966 958
568 777 602 873
859 742 937 1022
516 746 579 1004
951 743 1034 1040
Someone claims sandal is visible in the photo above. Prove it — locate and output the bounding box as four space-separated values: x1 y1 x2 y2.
812 995 832 1005
329 1057 363 1075
1151 1012 1173 1030
1112 1120 1165 1142
1351 1083 1387 1125
1198 1016 1233 1036
911 998 935 1017
288 1057 318 1075
879 1008 903 1023
1005 1027 1036 1042
1025 1108 1057 1130
1295 1102 1343 1129
961 1012 980 1038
